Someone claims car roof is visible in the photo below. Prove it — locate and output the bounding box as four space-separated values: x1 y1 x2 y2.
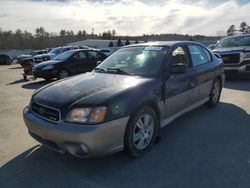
123 41 205 48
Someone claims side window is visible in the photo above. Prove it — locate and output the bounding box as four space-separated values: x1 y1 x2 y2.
78 51 86 60
170 46 190 67
188 45 210 66
72 52 80 61
203 47 212 62
88 51 102 60
72 52 86 61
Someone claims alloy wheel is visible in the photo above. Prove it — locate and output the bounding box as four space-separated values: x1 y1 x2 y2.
133 114 155 150
58 70 69 79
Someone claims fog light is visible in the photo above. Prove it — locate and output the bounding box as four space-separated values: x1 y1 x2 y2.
80 144 89 153
23 106 29 114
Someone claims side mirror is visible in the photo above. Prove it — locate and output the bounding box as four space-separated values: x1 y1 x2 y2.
97 61 102 65
170 63 187 74
208 44 215 50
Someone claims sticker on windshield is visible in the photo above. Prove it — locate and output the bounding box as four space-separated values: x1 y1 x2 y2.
144 47 163 51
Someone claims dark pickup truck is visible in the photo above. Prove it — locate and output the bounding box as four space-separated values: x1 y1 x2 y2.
212 34 250 76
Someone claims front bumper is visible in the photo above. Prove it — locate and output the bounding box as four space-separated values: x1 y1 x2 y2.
32 69 57 79
224 64 250 74
23 107 129 158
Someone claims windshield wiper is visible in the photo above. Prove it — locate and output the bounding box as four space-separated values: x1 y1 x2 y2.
94 67 106 72
106 68 133 75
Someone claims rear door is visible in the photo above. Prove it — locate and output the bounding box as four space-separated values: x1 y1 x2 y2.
86 50 107 71
164 45 198 118
187 44 214 101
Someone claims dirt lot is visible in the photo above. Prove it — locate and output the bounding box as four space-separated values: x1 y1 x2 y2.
0 64 250 188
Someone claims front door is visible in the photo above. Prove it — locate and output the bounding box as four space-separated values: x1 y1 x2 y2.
164 45 198 118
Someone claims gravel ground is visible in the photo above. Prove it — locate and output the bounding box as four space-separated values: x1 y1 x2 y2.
0 64 250 188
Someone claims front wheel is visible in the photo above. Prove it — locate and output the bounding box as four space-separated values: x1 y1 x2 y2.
124 106 159 157
57 69 69 79
206 78 222 108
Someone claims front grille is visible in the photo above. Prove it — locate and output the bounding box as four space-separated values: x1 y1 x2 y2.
221 54 240 65
31 102 60 123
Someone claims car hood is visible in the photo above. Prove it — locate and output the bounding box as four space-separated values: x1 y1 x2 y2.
34 60 61 68
33 72 151 111
213 46 250 53
33 54 49 58
34 53 56 58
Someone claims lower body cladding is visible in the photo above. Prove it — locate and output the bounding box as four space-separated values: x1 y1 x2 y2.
23 107 129 158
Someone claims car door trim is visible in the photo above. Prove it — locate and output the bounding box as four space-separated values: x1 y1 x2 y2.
160 97 209 128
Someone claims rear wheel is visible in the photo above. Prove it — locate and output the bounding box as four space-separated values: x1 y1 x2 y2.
124 106 159 157
206 78 222 108
57 69 69 79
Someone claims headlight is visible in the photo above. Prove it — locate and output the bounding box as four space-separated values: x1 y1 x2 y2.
42 64 54 70
43 56 50 60
243 52 250 60
65 107 107 124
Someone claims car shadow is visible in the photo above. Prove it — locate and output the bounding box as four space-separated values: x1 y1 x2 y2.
21 80 52 90
224 79 250 92
6 79 28 85
1 102 250 188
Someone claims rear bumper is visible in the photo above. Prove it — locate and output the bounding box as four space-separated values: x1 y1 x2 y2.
23 107 129 158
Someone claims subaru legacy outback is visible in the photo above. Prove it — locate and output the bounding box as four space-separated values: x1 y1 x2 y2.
23 41 225 158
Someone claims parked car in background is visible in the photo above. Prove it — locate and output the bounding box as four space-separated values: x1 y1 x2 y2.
33 46 89 63
98 48 113 56
0 54 11 65
24 41 224 158
17 50 48 67
32 49 107 80
212 34 250 76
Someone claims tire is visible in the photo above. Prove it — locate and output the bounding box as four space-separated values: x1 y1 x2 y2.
206 78 222 108
124 106 159 157
57 69 69 79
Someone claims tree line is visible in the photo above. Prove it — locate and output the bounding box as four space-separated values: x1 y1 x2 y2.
226 22 250 36
0 26 220 50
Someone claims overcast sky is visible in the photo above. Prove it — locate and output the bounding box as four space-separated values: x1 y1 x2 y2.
0 0 250 36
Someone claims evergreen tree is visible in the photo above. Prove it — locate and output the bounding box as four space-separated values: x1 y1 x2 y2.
117 38 123 46
226 25 236 36
239 22 248 34
125 39 130 45
108 41 114 47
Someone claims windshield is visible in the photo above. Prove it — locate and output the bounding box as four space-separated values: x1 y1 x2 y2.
54 50 75 61
215 36 250 49
96 47 168 77
49 47 62 55
32 51 43 56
